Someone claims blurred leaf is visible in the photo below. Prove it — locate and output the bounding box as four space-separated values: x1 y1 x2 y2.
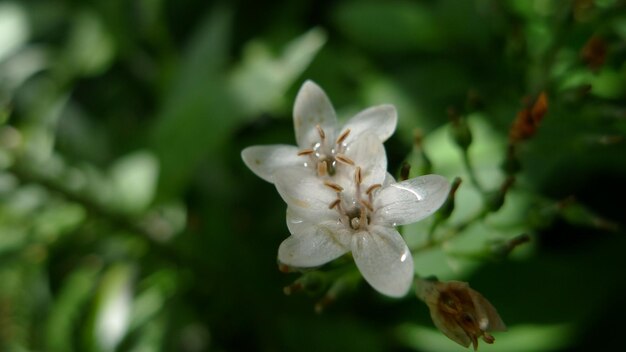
128 269 177 332
62 10 115 77
45 263 101 352
88 263 135 352
396 323 573 352
151 7 325 198
110 151 159 214
0 2 29 62
150 6 233 199
32 201 86 242
229 27 326 114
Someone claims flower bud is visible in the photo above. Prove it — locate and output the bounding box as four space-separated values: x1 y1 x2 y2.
448 109 473 151
416 279 506 350
485 177 515 213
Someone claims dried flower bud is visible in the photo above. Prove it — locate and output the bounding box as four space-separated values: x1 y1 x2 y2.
581 35 607 72
509 92 548 143
416 279 506 350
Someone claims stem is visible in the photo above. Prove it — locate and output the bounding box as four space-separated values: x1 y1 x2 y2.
461 150 484 194
411 210 487 253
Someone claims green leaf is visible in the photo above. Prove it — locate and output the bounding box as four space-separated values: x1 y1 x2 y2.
396 322 573 352
86 263 135 352
109 150 159 214
45 264 102 352
229 27 326 114
150 6 233 199
62 10 115 77
0 2 29 62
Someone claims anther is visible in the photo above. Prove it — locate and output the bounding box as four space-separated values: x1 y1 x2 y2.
297 149 314 156
324 181 344 192
354 167 362 185
317 160 328 176
366 184 382 195
335 154 355 165
316 124 326 140
328 199 341 209
335 129 351 145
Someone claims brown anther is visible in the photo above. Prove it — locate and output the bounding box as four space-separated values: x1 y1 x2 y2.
316 124 326 140
366 184 382 195
335 154 355 165
360 199 374 212
354 167 362 185
335 128 351 145
317 161 328 176
323 181 344 192
328 199 341 209
297 149 314 156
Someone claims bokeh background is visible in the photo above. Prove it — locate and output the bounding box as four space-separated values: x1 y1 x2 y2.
1 0 626 351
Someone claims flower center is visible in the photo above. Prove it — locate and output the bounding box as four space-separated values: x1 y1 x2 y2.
298 125 353 177
324 167 382 232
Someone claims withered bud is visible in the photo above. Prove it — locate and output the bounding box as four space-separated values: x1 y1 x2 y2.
416 279 506 350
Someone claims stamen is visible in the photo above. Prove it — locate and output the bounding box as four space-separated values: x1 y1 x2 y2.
359 207 367 229
354 167 362 185
317 161 328 176
328 199 341 209
335 154 355 165
360 199 374 212
335 129 351 145
366 184 382 195
324 181 344 192
316 124 326 140
297 149 314 156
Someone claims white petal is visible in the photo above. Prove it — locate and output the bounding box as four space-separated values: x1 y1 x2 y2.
351 225 414 297
383 172 396 186
241 145 302 183
273 167 337 222
375 175 450 226
293 80 338 148
341 104 397 144
279 209 350 267
342 133 387 185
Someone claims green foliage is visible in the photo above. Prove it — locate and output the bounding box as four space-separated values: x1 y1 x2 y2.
1 0 625 351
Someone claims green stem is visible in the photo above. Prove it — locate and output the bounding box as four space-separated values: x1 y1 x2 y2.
461 150 484 194
411 210 487 253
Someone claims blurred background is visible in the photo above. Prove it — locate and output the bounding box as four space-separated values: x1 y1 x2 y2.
1 0 625 351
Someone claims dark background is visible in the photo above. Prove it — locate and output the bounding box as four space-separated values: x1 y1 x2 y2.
1 0 625 351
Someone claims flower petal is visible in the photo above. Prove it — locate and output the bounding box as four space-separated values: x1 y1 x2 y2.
241 145 302 183
375 175 450 226
342 133 387 185
293 80 338 148
342 104 397 144
351 225 414 297
278 208 350 267
273 167 338 222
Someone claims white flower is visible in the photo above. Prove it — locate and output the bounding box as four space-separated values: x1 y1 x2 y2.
241 80 397 183
273 145 450 297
